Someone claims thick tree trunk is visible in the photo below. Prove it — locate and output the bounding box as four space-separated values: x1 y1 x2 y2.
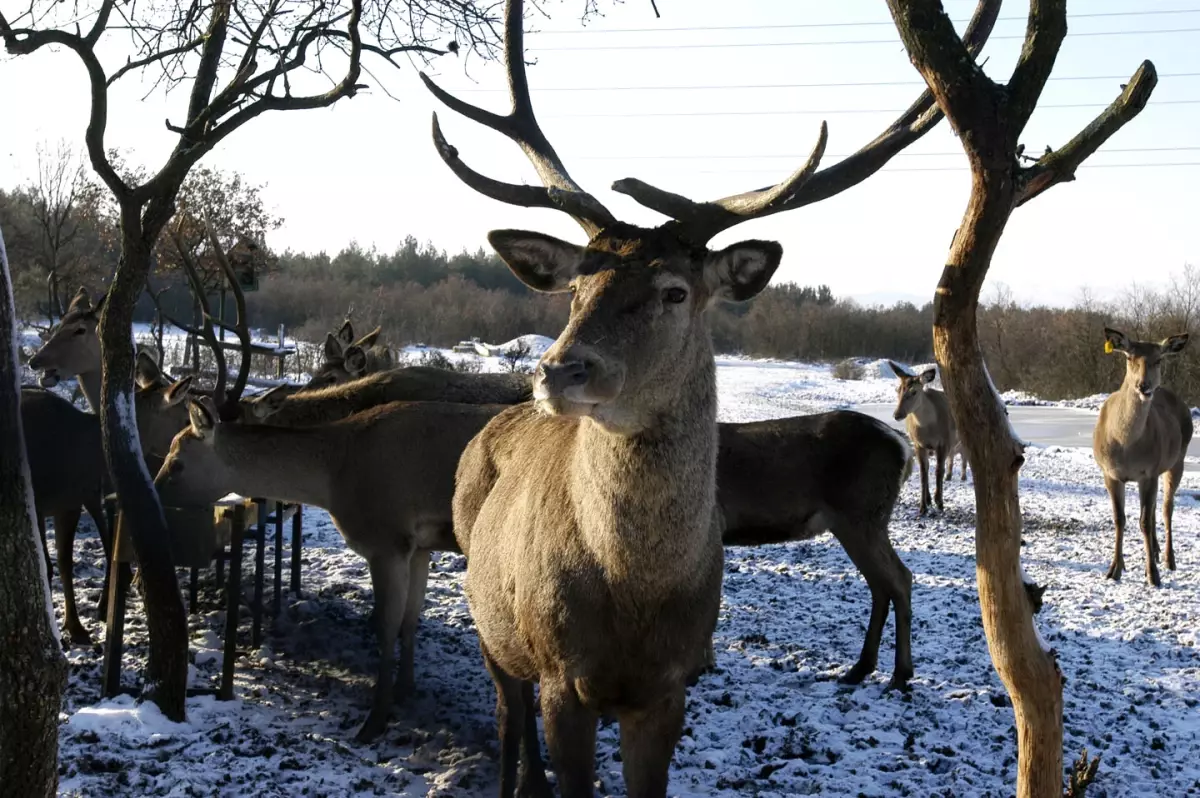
935 168 1064 797
96 214 189 721
0 228 67 796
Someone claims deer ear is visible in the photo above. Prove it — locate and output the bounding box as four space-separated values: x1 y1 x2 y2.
92 289 108 316
323 333 343 361
919 368 938 384
251 384 291 419
1161 333 1189 356
1104 327 1130 355
887 360 908 379
134 351 163 388
705 240 782 302
68 286 92 313
164 377 193 408
187 398 215 438
336 318 354 347
487 229 586 293
344 345 368 375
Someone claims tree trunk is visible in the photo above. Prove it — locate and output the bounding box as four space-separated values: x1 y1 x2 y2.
0 227 67 796
96 213 189 721
935 168 1064 797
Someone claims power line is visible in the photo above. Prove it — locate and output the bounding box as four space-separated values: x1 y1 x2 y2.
445 72 1200 94
528 27 1200 51
571 146 1200 161
683 162 1200 175
546 99 1200 119
533 8 1200 35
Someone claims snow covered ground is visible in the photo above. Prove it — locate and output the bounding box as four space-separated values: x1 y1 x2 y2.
29 345 1200 796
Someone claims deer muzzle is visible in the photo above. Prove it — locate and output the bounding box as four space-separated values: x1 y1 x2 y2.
533 345 625 411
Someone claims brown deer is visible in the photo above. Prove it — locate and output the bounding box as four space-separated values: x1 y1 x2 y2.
154 395 504 741
305 316 394 390
422 0 996 791
19 385 110 644
888 361 960 515
1093 327 1192 587
719 412 914 689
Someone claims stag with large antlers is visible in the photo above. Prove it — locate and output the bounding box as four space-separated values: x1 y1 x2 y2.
422 0 998 793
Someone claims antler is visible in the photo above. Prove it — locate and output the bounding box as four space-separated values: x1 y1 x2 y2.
613 0 1001 244
424 0 1000 246
167 227 230 409
203 213 253 416
164 217 254 419
420 0 617 238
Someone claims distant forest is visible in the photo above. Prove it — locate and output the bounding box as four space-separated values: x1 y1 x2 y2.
4 159 1199 404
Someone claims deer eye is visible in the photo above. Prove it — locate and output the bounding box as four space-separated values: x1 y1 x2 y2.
663 287 687 304
72 327 86 336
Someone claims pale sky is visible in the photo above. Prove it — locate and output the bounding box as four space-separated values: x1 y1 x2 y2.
1 0 1198 307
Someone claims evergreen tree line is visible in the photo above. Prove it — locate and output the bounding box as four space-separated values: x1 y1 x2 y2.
4 171 1198 405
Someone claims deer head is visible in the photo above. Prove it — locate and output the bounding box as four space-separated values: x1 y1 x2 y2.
155 397 231 507
1104 327 1189 401
306 323 389 390
491 226 779 431
28 286 107 388
888 360 938 421
422 0 996 432
423 0 997 432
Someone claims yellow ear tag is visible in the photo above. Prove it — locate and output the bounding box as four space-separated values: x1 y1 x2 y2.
1105 340 1114 354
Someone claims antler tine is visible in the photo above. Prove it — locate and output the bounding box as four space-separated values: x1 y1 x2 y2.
613 0 1001 245
170 227 229 407
420 0 616 238
203 213 253 417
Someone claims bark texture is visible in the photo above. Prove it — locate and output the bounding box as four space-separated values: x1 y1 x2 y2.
0 227 67 797
97 215 190 720
884 1 1157 795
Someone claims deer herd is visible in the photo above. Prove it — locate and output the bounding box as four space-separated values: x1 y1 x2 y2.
14 1 1194 794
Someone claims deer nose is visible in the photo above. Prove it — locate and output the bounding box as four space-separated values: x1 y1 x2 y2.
538 360 589 393
1137 382 1154 397
893 410 904 421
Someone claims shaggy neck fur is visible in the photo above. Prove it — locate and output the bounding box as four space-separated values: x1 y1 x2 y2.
568 330 719 588
1107 371 1155 445
76 368 103 415
212 423 338 509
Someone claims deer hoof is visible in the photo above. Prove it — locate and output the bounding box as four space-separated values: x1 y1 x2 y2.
1167 555 1177 571
839 662 873 685
355 711 390 743
1147 569 1162 588
67 624 92 646
884 675 913 694
518 766 554 798
1105 560 1123 581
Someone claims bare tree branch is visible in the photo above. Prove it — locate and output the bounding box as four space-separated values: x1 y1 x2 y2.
1016 61 1157 206
1007 0 1067 131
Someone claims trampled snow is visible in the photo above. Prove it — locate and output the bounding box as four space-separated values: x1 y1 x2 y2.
29 345 1200 797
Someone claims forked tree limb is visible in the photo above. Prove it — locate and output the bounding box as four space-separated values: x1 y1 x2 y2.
1016 61 1157 206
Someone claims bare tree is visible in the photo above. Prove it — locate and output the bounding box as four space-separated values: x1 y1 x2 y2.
0 225 68 795
884 1 1157 794
0 0 510 721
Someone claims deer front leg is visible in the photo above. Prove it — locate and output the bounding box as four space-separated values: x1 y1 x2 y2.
1163 462 1182 571
934 445 947 512
540 677 598 798
917 448 931 516
619 687 686 798
396 549 430 700
1104 476 1126 581
1138 477 1162 588
357 552 411 742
